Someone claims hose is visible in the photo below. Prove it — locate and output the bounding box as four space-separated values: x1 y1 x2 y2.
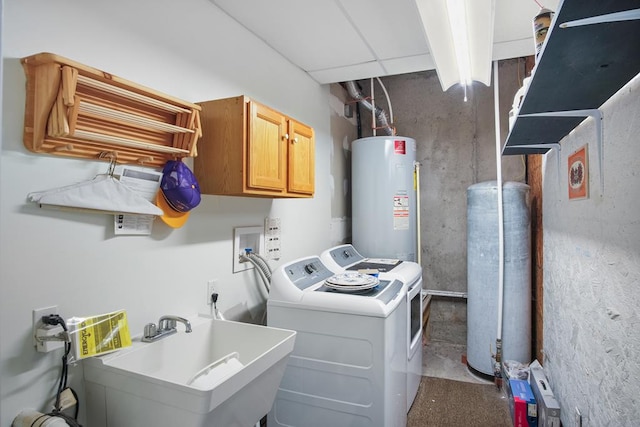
250 252 272 276
240 251 273 326
240 254 271 295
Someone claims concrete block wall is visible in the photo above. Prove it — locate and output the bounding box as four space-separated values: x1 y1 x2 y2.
542 75 640 425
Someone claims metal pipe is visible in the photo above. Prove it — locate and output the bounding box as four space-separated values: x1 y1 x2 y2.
415 161 422 266
344 81 394 136
371 78 376 136
424 290 468 298
375 77 394 127
493 60 505 379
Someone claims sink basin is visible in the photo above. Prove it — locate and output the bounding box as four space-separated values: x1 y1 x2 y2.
83 315 296 427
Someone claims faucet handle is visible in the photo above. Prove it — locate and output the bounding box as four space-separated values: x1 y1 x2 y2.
143 323 157 339
158 318 176 331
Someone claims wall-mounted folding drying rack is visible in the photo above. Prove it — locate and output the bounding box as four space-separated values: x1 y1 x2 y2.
21 52 202 168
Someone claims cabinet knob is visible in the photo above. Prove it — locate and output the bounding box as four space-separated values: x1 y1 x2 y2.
283 133 289 140
292 137 299 144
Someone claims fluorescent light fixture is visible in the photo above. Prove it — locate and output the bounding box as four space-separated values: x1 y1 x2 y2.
415 0 496 92
446 0 472 86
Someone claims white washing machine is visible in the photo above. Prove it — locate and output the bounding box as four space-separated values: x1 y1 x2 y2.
320 244 423 412
267 256 407 427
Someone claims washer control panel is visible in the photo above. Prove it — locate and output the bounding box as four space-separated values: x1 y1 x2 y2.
284 257 334 290
326 245 364 268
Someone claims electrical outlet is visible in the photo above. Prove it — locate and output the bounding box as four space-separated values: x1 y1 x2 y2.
33 305 57 345
265 216 281 234
233 226 264 273
266 237 281 260
265 217 282 260
32 305 63 351
206 280 217 305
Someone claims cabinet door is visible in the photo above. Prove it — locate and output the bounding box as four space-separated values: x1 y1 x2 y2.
288 119 315 195
248 102 287 191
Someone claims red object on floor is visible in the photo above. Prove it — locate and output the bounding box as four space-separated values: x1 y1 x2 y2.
507 379 538 427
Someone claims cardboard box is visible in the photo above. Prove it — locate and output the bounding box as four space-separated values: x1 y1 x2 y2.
507 379 538 427
530 365 561 427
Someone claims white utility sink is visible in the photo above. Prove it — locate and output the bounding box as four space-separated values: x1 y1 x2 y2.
83 315 296 427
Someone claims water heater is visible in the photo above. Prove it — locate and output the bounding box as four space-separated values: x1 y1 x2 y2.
467 181 532 377
351 136 417 261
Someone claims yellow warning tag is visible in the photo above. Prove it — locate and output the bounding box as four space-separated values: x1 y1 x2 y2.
69 309 132 360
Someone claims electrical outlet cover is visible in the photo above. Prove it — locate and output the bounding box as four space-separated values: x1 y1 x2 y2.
207 280 217 305
265 217 282 260
32 305 58 346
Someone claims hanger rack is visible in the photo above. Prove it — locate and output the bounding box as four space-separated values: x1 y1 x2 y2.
21 52 202 168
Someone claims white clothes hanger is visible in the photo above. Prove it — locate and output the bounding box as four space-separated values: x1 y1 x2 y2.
27 153 163 216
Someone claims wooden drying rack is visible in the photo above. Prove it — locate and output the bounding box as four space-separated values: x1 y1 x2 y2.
21 52 202 168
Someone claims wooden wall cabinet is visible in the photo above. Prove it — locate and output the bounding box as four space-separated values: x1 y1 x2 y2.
195 96 315 198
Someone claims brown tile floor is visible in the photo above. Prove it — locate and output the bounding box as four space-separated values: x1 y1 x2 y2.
408 340 512 426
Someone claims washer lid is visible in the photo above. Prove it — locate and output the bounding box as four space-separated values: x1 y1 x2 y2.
347 259 402 272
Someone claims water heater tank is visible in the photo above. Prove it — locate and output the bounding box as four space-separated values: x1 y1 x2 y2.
351 136 417 261
467 181 531 377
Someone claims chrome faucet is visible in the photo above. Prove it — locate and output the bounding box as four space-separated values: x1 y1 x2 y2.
142 315 192 342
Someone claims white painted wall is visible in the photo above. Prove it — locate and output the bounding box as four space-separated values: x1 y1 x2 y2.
542 75 640 426
0 0 331 425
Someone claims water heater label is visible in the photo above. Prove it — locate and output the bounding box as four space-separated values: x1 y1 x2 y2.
394 140 406 155
393 195 410 230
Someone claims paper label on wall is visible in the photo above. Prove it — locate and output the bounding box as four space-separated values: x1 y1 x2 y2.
393 195 409 230
114 167 162 235
394 140 406 155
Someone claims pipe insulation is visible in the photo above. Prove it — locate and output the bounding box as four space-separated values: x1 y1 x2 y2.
345 81 394 136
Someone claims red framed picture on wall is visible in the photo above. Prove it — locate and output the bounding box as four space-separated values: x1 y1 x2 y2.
568 144 589 200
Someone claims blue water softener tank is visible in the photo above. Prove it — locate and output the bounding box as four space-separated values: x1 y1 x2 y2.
467 181 531 376
351 136 417 261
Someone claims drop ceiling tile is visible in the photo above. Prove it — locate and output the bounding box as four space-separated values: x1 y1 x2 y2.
493 38 535 61
210 0 560 84
380 54 436 76
307 61 386 84
211 0 376 71
337 0 430 59
493 0 560 46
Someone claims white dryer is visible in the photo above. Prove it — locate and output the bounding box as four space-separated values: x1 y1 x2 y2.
320 244 423 411
267 256 407 427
